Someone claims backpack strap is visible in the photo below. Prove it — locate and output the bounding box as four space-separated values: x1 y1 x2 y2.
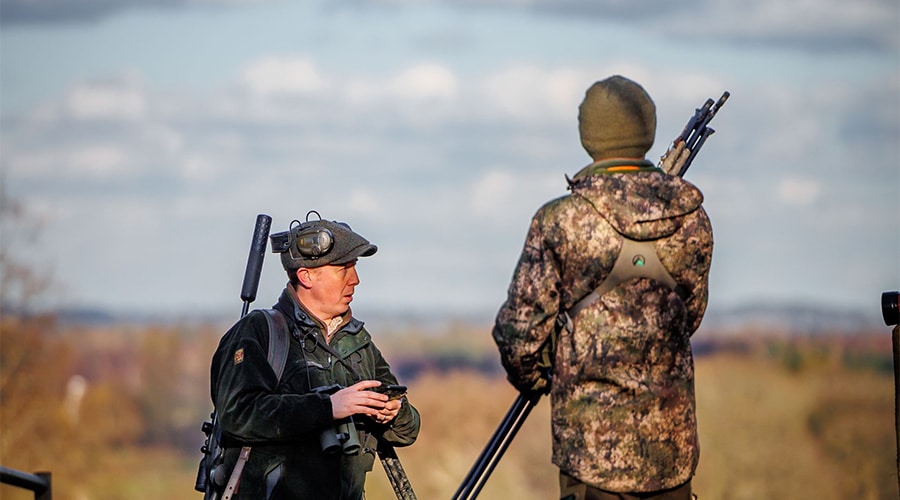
221 309 291 500
261 309 290 382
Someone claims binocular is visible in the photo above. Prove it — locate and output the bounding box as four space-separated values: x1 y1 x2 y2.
313 384 361 455
320 418 361 455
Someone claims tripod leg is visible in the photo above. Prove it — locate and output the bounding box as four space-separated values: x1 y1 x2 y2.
452 391 542 500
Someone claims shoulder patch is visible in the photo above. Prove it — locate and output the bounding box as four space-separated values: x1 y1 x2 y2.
233 348 245 365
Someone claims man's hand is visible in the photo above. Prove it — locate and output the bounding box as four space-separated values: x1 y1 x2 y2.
373 398 402 425
330 380 389 420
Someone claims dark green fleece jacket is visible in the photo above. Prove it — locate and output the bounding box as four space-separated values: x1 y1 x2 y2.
210 288 420 499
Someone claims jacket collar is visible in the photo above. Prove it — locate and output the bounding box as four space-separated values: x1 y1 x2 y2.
273 286 364 336
573 158 660 180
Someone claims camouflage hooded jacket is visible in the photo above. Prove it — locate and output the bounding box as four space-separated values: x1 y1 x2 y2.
492 159 713 492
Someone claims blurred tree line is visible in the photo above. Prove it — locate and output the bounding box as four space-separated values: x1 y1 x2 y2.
1 191 216 497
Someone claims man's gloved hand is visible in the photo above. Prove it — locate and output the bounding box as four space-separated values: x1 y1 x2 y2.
508 370 550 396
660 140 691 175
528 375 551 395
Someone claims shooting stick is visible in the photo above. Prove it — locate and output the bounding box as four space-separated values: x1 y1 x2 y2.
452 390 543 500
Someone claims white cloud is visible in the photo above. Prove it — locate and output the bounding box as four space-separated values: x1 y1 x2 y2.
642 72 729 108
469 168 562 223
389 63 459 102
143 123 185 156
4 144 131 178
476 65 586 122
776 177 823 206
470 169 515 216
64 76 147 121
239 55 328 96
181 153 219 182
345 189 382 215
516 0 899 52
68 145 130 177
689 0 899 50
4 0 897 57
343 63 463 123
3 49 896 315
4 149 59 177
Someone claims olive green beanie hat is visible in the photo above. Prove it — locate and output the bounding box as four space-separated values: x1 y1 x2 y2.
578 75 656 160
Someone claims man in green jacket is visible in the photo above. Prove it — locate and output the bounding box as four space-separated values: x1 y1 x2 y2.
493 76 713 499
211 213 420 499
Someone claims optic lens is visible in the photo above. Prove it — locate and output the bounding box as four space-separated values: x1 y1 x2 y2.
882 291 899 326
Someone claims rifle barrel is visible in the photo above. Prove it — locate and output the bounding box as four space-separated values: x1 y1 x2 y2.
712 91 730 114
240 214 272 316
683 99 714 149
679 127 716 177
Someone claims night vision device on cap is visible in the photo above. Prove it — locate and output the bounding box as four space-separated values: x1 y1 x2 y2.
270 211 377 270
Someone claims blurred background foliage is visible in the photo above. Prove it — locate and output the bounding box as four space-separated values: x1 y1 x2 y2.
1 195 897 499
2 317 896 499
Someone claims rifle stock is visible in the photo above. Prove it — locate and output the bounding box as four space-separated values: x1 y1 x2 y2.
666 91 730 177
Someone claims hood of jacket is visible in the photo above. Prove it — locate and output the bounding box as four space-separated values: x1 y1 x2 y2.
570 159 704 240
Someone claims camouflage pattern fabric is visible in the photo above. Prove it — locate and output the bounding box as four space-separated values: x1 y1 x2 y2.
492 160 713 493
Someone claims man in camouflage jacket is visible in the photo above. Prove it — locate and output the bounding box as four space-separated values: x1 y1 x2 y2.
211 215 420 499
492 76 713 500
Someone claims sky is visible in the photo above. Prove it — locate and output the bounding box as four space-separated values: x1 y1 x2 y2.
1 0 898 325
